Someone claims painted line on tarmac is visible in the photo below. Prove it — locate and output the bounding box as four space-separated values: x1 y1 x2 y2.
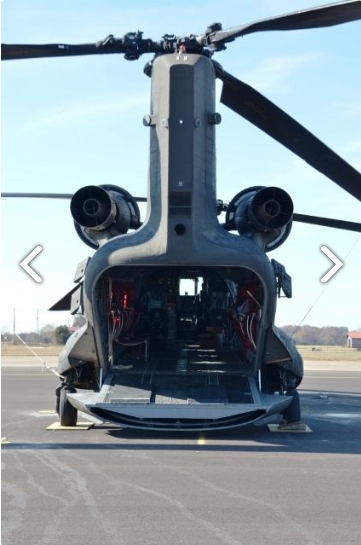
300 389 361 396
309 372 361 375
1 373 57 376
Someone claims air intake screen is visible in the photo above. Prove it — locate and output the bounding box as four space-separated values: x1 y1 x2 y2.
169 191 192 215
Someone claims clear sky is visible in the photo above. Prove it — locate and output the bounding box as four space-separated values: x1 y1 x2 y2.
1 0 360 334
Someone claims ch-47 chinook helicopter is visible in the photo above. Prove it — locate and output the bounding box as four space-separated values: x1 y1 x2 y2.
2 0 361 431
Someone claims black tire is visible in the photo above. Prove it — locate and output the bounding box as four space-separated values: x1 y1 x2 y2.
59 387 78 426
55 384 62 414
283 388 301 424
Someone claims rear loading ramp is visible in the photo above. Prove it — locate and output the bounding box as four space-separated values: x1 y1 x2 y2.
68 387 291 430
68 347 292 430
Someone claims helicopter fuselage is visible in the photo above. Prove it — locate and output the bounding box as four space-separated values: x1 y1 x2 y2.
58 53 303 430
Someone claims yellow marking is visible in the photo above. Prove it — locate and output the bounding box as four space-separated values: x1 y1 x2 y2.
47 421 94 431
39 410 56 414
198 433 206 445
1 438 11 445
268 424 312 434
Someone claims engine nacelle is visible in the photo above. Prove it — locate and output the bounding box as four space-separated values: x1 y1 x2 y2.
71 184 141 248
226 186 293 251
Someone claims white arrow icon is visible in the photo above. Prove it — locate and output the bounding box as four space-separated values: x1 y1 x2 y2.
20 245 43 283
320 245 343 283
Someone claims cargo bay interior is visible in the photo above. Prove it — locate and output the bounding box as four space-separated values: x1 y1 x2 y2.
94 266 266 409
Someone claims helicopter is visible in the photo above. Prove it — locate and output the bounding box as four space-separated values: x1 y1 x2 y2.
2 0 361 431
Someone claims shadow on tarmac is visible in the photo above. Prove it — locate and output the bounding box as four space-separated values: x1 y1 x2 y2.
3 392 361 455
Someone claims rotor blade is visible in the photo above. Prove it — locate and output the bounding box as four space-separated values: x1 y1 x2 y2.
49 284 80 311
293 213 361 232
1 34 159 61
1 192 74 199
1 192 147 202
222 213 361 232
219 71 361 201
209 0 361 47
1 42 113 61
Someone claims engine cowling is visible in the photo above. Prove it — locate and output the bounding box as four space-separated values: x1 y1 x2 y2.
225 186 293 251
71 184 141 248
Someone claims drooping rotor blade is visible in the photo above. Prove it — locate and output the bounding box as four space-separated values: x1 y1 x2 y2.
207 0 361 49
293 213 361 232
219 71 361 202
1 192 147 202
49 284 80 311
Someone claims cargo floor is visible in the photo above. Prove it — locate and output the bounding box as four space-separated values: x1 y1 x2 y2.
106 344 256 405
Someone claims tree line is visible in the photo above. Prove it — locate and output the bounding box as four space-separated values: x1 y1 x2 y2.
281 325 351 346
1 319 357 347
1 315 86 346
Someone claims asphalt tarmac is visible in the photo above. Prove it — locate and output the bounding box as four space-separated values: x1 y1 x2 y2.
2 357 361 545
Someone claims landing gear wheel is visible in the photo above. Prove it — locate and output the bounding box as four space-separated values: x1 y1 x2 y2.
283 388 301 424
59 386 78 427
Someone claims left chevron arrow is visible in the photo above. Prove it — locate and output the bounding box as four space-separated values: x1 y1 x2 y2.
20 245 43 283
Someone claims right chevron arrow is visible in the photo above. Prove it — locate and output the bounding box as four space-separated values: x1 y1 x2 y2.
320 246 344 283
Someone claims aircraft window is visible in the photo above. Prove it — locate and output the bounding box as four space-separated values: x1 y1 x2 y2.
179 276 202 295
